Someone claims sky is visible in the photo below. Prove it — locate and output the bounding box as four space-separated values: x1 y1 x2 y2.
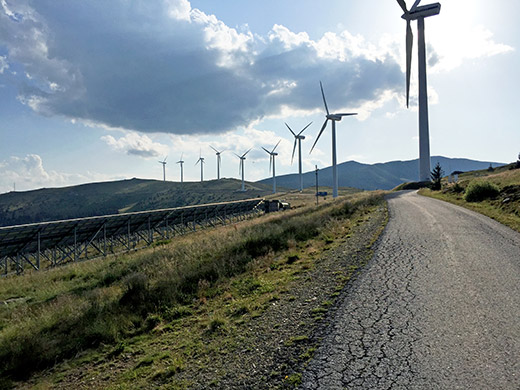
0 0 518 193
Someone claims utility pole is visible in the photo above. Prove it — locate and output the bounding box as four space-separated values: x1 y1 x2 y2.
315 165 319 205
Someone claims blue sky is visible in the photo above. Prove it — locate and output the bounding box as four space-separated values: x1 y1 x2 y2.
0 0 518 193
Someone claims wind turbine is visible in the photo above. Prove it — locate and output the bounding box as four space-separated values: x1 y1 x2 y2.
195 152 205 183
159 156 167 182
210 146 225 180
234 149 251 192
262 140 281 194
176 153 184 183
286 122 312 192
310 81 357 199
397 0 441 181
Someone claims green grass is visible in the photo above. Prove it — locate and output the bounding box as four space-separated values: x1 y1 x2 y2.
419 165 520 232
0 191 385 386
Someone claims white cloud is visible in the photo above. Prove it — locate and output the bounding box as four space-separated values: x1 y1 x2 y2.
166 0 191 22
429 24 514 72
101 132 169 158
0 55 7 73
0 154 114 193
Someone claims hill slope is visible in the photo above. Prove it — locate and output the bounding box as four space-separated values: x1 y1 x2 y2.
0 178 272 227
258 156 506 191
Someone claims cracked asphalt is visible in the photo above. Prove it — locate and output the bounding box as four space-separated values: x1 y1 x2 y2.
300 191 520 389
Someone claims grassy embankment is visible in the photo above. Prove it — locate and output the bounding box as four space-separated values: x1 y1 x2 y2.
0 189 386 389
419 164 520 232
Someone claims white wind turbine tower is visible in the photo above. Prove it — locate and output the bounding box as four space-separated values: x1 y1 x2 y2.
261 140 281 194
234 149 251 192
286 122 312 192
176 153 184 183
195 152 205 183
210 146 225 180
397 0 441 181
159 156 167 181
310 81 357 199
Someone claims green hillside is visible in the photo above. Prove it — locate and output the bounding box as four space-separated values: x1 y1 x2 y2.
0 178 275 227
419 163 520 232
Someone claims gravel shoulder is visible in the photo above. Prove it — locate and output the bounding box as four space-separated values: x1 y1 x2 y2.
300 190 520 389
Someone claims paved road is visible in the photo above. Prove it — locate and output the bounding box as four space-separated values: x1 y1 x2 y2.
300 191 520 389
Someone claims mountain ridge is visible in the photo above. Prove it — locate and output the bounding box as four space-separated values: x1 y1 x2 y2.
257 156 506 191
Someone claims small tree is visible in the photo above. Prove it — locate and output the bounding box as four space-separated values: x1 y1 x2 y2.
516 153 520 169
430 162 444 190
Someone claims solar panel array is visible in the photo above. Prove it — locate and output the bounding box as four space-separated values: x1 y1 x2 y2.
1 198 265 275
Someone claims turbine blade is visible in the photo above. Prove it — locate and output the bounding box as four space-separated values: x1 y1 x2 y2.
233 152 241 159
291 138 297 165
298 121 313 136
261 146 270 154
396 0 408 13
319 81 330 116
210 145 219 153
337 113 358 116
272 139 281 153
164 156 168 162
239 160 242 175
269 155 272 173
180 152 183 161
410 0 421 12
285 122 297 137
242 148 252 157
310 119 329 154
406 19 413 108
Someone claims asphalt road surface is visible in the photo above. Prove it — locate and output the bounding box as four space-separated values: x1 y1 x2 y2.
301 191 520 389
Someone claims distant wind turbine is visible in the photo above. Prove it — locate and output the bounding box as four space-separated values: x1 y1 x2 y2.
396 0 441 181
195 151 205 183
176 153 184 183
262 140 281 194
310 81 357 199
159 156 167 182
210 146 225 180
286 121 312 192
235 149 251 192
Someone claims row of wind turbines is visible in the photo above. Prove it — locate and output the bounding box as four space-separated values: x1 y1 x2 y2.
158 81 356 198
159 0 440 199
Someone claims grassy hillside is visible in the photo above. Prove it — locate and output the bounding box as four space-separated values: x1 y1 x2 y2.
0 190 387 389
419 164 520 232
0 178 274 227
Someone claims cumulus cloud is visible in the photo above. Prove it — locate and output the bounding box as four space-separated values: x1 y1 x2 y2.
0 154 113 193
0 0 403 135
101 132 169 158
0 0 512 136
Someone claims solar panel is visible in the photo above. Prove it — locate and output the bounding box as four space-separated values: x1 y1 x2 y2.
0 198 265 275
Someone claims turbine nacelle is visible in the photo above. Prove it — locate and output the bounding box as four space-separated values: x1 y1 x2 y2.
401 3 440 20
327 114 343 121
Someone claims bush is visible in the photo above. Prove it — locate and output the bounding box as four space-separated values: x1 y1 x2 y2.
464 181 500 202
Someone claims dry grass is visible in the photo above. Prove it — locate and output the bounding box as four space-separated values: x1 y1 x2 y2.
0 191 383 386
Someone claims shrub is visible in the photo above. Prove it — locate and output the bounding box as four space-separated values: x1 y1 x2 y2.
464 181 500 202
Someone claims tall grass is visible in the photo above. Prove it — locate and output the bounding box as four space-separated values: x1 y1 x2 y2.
0 192 383 382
